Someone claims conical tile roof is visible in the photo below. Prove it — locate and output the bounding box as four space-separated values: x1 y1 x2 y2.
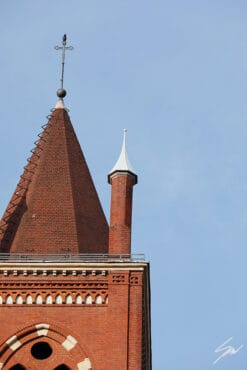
0 105 108 254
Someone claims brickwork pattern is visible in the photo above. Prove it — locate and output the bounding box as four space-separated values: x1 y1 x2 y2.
109 174 136 254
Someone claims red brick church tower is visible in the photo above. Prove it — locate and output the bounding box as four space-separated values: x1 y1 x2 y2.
0 36 151 370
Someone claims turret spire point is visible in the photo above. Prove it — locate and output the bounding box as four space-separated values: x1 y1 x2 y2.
108 129 137 184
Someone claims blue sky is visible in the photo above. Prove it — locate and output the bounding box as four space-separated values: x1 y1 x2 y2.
1 1 247 369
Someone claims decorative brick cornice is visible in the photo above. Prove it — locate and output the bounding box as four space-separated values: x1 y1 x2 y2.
0 289 108 305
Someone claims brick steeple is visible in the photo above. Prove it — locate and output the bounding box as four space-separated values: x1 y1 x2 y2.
0 101 108 254
0 37 151 370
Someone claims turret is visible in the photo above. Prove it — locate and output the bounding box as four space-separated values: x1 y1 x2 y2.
108 129 137 255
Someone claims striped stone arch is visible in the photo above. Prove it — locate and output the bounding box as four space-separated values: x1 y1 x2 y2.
0 323 92 369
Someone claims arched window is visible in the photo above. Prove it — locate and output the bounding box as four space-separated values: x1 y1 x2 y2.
54 365 71 370
85 294 92 304
55 294 63 304
6 295 13 304
9 365 26 370
65 294 72 304
95 294 102 304
75 294 82 304
35 294 43 304
16 295 23 304
25 295 32 304
45 294 52 304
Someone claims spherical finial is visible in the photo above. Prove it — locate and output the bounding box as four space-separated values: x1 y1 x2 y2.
57 88 67 98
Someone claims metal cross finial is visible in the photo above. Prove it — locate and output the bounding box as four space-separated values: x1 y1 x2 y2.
54 34 73 98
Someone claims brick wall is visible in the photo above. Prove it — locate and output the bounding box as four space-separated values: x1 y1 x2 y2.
0 266 149 370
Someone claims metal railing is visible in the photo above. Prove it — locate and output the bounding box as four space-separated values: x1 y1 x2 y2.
0 253 145 263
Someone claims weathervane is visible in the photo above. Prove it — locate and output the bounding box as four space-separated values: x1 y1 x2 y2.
54 34 73 98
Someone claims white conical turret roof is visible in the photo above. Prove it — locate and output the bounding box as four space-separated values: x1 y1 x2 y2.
108 129 137 183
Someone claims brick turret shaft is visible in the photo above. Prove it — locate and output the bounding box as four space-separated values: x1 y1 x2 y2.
108 130 137 255
109 172 137 254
